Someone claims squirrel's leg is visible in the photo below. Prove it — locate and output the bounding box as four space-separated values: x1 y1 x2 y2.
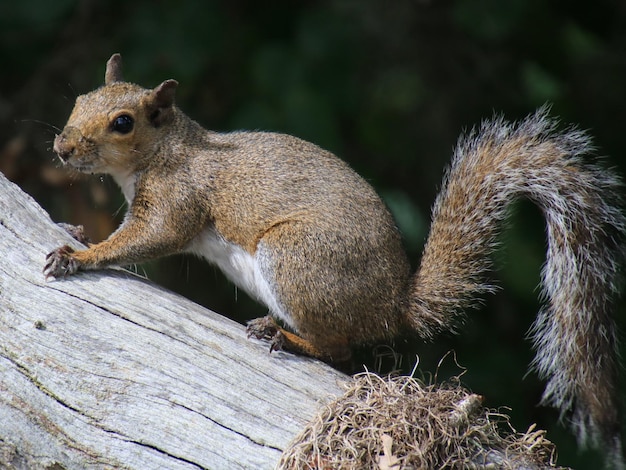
44 197 205 279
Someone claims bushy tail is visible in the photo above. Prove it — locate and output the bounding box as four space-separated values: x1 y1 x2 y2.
407 107 625 465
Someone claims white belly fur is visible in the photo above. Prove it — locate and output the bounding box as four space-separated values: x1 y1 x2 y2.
185 227 294 329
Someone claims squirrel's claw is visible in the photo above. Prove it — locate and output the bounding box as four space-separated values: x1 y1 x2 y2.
44 245 79 280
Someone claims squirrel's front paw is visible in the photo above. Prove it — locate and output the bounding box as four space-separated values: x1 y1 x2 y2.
44 245 80 280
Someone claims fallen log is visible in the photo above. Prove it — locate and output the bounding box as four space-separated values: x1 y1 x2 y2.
0 172 346 469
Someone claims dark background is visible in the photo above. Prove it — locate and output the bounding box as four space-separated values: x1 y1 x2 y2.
2 1 625 467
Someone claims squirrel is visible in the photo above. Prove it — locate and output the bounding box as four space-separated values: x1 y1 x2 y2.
45 54 624 467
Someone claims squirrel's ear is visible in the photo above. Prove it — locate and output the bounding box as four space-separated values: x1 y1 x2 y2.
151 80 178 108
105 53 123 85
146 80 179 127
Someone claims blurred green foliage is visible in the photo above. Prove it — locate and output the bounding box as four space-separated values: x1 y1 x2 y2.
2 1 625 467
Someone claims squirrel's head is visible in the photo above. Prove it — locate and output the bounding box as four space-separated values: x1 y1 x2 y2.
53 53 179 175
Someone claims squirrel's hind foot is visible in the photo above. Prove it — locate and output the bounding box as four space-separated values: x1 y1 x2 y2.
246 315 279 341
246 315 352 366
246 316 297 356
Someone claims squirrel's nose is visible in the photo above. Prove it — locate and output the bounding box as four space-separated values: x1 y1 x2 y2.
53 134 73 162
53 127 81 162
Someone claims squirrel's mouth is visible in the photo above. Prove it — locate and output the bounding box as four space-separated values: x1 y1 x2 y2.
69 165 95 174
63 157 100 174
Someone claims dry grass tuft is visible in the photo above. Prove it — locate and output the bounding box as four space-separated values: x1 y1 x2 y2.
279 372 566 469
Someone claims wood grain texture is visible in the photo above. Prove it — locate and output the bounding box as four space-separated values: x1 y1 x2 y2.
0 173 346 469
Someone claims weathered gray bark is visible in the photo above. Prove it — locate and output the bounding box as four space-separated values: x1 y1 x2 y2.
0 172 346 469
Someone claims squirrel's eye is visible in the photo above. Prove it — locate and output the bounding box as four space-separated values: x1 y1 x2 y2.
112 115 134 134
